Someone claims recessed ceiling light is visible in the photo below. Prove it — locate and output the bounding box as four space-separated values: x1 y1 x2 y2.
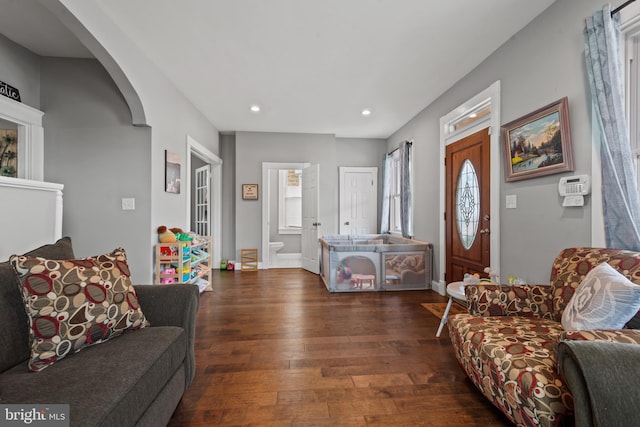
361 109 372 116
469 112 478 118
250 105 261 113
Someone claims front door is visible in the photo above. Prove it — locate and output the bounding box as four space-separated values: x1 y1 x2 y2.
339 167 378 234
445 128 491 283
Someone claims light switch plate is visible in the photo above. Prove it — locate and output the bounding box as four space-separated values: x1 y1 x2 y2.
506 194 517 209
121 198 135 210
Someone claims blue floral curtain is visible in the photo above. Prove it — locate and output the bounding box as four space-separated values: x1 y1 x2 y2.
399 140 413 238
585 5 640 250
380 153 392 233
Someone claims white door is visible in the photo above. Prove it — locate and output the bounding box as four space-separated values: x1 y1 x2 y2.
194 165 210 236
301 164 320 274
339 167 377 234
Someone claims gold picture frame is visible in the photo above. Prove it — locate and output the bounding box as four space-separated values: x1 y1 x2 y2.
242 184 259 200
501 97 574 182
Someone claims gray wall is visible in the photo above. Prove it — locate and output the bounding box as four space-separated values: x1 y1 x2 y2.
57 0 220 282
227 132 386 262
3 9 221 282
0 34 41 109
41 57 152 283
336 138 387 168
0 37 151 280
220 134 236 261
388 0 600 283
234 132 337 262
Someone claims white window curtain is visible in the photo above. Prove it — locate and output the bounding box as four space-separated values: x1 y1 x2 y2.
399 140 413 238
380 153 392 234
585 5 640 250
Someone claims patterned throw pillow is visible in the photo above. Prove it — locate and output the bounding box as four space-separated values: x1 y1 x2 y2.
10 248 149 372
561 262 640 331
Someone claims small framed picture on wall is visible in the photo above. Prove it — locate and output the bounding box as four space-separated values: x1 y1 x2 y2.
242 184 259 200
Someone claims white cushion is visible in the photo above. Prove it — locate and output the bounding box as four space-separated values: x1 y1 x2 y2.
562 262 640 330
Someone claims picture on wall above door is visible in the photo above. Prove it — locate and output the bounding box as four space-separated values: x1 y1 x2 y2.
501 97 573 182
165 150 181 194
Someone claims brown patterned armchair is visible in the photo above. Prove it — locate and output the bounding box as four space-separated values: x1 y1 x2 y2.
447 247 640 427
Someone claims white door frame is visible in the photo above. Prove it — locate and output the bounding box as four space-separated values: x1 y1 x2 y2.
186 135 222 270
262 162 310 269
339 167 378 234
437 81 501 295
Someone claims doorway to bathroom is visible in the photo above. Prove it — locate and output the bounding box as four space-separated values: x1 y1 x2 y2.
262 162 310 269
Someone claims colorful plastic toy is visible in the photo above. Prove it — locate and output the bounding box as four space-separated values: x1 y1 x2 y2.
160 268 176 284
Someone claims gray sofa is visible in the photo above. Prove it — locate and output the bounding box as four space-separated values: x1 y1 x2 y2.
0 237 199 426
557 340 640 427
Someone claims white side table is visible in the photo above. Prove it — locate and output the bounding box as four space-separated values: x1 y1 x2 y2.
435 281 466 338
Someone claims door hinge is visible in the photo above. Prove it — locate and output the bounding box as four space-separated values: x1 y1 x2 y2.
443 212 446 221
488 126 493 135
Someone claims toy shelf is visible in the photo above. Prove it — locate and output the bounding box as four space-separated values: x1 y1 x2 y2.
154 235 212 292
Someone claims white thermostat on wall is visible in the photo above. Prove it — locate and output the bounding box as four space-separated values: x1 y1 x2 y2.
558 175 590 207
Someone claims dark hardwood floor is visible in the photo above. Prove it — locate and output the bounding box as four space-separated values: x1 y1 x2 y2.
168 269 510 426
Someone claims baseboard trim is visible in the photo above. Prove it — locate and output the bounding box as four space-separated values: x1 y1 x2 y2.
235 261 264 270
271 253 302 269
432 280 446 296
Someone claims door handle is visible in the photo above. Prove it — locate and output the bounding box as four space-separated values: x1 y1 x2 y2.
313 222 322 227
344 221 350 225
480 228 490 234
483 214 490 221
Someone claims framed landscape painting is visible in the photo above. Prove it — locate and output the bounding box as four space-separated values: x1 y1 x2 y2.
501 97 574 182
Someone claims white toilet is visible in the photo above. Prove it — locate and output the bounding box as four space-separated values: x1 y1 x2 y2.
269 241 285 267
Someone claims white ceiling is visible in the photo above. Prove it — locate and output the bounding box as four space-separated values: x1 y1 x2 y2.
3 0 556 138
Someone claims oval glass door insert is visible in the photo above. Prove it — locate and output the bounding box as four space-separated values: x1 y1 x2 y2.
456 159 480 250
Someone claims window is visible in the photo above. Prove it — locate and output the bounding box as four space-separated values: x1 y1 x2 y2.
389 150 410 234
382 141 413 237
388 152 402 234
448 103 491 135
0 119 18 177
278 169 302 234
456 159 480 249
